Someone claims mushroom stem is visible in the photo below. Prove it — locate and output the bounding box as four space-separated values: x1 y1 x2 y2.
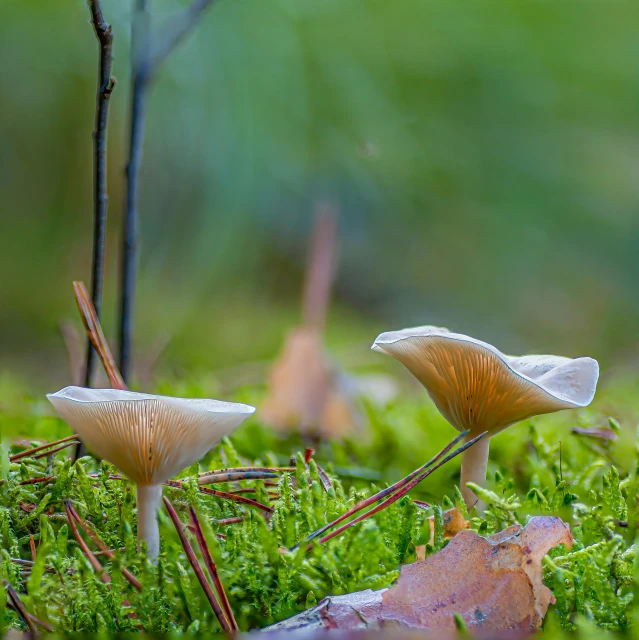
137 484 163 560
460 435 490 510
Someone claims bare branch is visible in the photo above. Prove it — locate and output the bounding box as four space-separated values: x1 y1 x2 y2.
85 0 115 388
118 0 218 383
150 0 217 72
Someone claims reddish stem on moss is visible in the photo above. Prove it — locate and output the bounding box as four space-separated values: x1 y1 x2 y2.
163 497 232 632
74 281 128 390
189 506 238 631
166 480 273 513
292 430 470 550
308 433 487 551
197 470 279 485
10 435 80 462
32 441 81 460
4 579 36 633
67 502 141 591
65 502 111 584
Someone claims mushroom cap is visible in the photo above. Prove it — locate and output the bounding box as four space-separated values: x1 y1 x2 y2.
47 387 255 484
372 326 598 436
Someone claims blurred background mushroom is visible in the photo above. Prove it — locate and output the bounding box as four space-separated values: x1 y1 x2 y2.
47 386 255 559
372 326 599 507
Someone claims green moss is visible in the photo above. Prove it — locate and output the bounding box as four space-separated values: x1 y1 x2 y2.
0 381 637 636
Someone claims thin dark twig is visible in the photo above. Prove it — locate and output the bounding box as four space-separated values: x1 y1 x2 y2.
292 430 470 550
189 506 238 630
163 497 232 632
10 435 79 462
118 0 218 383
67 503 141 591
150 0 218 71
3 579 36 633
65 502 111 584
309 432 488 550
85 0 116 392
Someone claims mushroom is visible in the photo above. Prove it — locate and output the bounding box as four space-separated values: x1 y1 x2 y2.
47 386 255 559
371 326 599 508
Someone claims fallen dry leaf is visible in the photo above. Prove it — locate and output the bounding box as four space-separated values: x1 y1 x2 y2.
264 516 572 634
260 327 359 439
383 515 573 631
416 507 470 560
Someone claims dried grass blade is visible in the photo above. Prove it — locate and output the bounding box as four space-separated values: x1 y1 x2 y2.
189 506 238 631
9 435 80 462
67 502 141 591
163 497 232 633
3 579 36 632
312 433 487 549
73 281 127 389
293 430 470 550
64 501 110 584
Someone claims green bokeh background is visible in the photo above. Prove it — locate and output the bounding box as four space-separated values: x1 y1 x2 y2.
1 0 638 391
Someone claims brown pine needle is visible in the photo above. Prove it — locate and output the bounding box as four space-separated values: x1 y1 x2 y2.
217 517 243 526
6 599 53 632
197 470 279 485
167 480 273 513
189 506 238 631
316 465 333 493
198 466 294 475
19 476 54 486
73 281 127 390
4 579 36 633
65 501 110 584
32 441 81 460
163 497 232 633
292 430 471 550
308 433 487 550
9 435 80 462
29 536 36 562
67 503 141 591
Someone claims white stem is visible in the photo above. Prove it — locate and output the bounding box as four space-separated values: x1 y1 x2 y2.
460 435 490 511
136 484 163 561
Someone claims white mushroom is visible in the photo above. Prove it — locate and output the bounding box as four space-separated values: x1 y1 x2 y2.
372 326 599 508
47 386 255 559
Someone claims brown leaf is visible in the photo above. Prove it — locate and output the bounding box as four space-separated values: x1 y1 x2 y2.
260 327 358 439
428 507 470 544
416 507 470 559
264 516 572 635
382 516 573 631
19 502 36 513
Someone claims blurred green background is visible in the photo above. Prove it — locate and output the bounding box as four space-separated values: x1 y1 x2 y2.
1 0 638 392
